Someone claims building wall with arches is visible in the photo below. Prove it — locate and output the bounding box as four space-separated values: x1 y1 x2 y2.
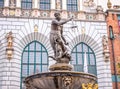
0 17 113 89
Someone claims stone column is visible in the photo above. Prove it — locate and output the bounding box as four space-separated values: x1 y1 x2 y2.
51 0 55 9
62 0 66 10
16 0 21 8
32 0 40 17
4 0 9 7
3 0 9 16
79 0 83 11
61 0 67 19
77 0 86 20
77 0 80 11
15 0 21 16
32 0 39 9
50 0 56 18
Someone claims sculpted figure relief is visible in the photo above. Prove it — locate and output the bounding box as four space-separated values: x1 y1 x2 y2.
83 0 96 7
50 11 73 63
6 31 14 59
102 35 109 51
10 0 15 7
6 31 13 48
56 0 61 10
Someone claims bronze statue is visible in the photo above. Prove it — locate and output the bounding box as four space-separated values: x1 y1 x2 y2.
50 11 73 63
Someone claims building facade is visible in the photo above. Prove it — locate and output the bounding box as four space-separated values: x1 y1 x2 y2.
106 10 120 89
0 0 120 89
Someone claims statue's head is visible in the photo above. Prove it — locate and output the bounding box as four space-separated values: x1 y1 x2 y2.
54 11 61 20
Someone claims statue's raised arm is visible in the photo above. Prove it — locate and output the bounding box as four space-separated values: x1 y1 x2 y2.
50 11 73 63
52 14 72 26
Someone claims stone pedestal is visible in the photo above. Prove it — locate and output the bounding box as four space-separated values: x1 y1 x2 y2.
49 63 73 71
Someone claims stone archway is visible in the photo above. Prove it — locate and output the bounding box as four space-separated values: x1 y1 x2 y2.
69 34 112 89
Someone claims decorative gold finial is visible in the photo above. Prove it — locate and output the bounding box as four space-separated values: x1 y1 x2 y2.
34 25 38 32
107 0 112 9
81 27 86 34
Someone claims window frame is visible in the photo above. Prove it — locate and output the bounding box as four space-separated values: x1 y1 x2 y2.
0 0 4 8
21 0 32 10
71 42 97 75
20 41 48 89
39 0 51 10
67 0 78 12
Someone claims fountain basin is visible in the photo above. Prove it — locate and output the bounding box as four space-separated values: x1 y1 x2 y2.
24 71 97 89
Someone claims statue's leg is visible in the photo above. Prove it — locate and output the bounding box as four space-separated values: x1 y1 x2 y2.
55 43 63 59
50 34 56 57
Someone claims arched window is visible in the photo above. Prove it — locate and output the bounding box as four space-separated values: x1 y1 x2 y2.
67 0 78 12
0 0 4 8
39 0 50 10
21 0 32 9
71 42 97 75
20 41 48 88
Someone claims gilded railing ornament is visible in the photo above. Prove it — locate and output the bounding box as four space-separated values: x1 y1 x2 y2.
82 83 98 89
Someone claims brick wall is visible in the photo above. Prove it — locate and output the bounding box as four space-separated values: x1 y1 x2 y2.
107 12 120 89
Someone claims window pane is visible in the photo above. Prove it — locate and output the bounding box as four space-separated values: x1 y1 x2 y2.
40 0 50 10
90 54 95 65
67 0 78 12
77 53 83 64
22 52 28 63
29 42 35 50
36 42 41 51
83 44 88 51
36 65 40 73
118 15 120 20
36 52 41 63
74 65 83 72
22 65 27 76
88 65 97 75
29 52 34 63
42 65 48 72
42 52 47 63
89 48 92 52
71 53 76 64
29 65 34 75
77 45 82 52
0 0 3 8
21 0 32 9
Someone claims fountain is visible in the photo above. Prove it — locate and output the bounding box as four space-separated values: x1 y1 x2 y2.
24 11 97 89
